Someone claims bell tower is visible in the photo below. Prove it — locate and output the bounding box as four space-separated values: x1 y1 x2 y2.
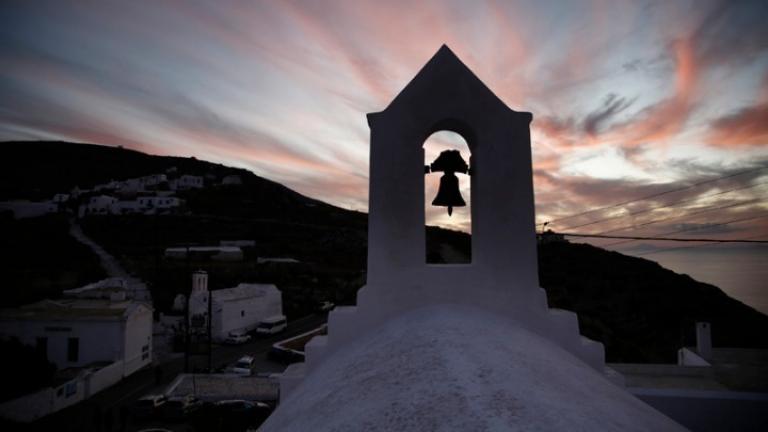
364 44 540 310
279 46 605 398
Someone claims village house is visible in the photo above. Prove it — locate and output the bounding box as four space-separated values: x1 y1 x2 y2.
52 194 70 204
109 200 143 215
0 295 153 422
93 180 119 192
119 174 167 192
165 246 243 261
0 297 152 375
170 174 203 190
80 195 118 216
188 271 283 341
136 195 183 212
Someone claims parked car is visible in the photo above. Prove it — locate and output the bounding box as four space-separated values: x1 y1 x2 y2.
255 315 288 335
224 329 252 345
232 355 256 376
163 394 203 420
132 394 167 419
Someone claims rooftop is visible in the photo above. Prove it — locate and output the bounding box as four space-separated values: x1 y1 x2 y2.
0 298 147 321
213 283 279 302
165 374 279 402
261 305 686 431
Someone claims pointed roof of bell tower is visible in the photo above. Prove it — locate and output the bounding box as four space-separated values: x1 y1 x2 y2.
380 44 523 116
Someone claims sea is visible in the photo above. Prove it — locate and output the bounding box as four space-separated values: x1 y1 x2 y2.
622 245 768 316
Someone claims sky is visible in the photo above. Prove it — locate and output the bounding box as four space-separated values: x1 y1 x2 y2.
0 1 767 306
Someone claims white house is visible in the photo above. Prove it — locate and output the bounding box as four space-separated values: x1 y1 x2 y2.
52 194 70 204
0 298 153 377
165 246 243 261
93 180 119 192
119 174 167 192
80 195 118 216
136 196 183 212
171 174 204 190
108 200 142 215
188 271 282 341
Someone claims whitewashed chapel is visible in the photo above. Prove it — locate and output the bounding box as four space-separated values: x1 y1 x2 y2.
261 46 685 431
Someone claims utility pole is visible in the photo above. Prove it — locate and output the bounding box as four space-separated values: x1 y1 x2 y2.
207 288 212 372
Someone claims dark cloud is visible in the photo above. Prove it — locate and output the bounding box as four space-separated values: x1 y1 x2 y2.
539 157 768 233
582 94 636 137
689 0 768 68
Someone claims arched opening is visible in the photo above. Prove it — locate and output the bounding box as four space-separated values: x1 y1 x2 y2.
424 130 471 264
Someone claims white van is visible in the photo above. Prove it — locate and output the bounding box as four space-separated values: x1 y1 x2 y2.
232 355 256 376
255 315 287 335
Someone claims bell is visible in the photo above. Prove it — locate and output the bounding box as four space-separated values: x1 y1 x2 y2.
432 171 466 216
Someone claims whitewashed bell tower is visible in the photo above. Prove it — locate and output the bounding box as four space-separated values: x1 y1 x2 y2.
188 270 209 332
280 45 605 397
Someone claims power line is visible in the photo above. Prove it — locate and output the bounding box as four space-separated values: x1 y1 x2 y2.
599 214 766 247
538 165 767 227
596 196 763 236
560 181 767 232
635 233 768 256
561 213 768 245
561 233 768 243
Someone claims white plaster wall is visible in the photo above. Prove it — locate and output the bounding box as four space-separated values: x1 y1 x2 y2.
215 290 282 340
86 360 125 396
123 305 153 376
51 379 85 411
677 348 711 366
0 319 123 370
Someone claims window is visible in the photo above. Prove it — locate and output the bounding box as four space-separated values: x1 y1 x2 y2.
67 337 79 362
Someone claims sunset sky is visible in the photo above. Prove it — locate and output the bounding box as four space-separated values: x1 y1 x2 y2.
1 1 767 256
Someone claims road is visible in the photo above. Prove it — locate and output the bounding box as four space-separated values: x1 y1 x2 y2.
26 313 326 432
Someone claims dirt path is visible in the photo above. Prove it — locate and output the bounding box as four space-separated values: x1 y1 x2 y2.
69 218 152 302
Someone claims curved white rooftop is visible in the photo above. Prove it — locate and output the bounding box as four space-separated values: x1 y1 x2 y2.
261 305 685 431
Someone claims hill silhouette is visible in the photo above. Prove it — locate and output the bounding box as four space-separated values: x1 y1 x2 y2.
2 140 767 363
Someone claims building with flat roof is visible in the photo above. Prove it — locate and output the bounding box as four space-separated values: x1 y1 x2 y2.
0 297 153 377
188 271 283 341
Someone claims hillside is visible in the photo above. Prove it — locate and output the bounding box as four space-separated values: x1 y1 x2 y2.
2 140 767 363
